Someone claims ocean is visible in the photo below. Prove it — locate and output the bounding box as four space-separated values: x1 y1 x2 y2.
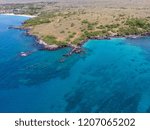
0 15 150 113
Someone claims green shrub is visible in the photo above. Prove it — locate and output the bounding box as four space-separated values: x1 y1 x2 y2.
72 32 76 35
96 25 106 29
43 35 67 46
87 24 94 30
68 32 76 39
82 19 89 24
24 17 49 26
118 27 141 35
71 23 75 27
69 34 74 39
105 24 119 29
60 31 65 33
66 38 70 42
43 35 57 44
125 18 147 28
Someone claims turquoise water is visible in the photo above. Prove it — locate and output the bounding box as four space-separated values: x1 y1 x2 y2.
0 15 150 113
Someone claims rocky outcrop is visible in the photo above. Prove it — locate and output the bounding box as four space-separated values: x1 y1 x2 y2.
8 26 24 30
141 32 150 36
90 36 111 40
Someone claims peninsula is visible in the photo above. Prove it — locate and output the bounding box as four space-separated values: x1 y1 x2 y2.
1 0 150 50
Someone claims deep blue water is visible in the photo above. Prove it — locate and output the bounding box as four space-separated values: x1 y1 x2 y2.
0 15 150 113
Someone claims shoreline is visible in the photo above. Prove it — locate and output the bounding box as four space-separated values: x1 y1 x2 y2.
0 13 36 18
29 32 150 55
3 13 150 54
9 24 150 55
5 14 150 54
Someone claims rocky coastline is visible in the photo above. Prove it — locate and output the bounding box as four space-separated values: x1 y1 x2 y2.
8 25 150 57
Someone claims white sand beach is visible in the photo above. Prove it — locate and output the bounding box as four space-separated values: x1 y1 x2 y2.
0 13 36 18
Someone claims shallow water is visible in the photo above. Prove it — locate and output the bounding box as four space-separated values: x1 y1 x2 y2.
0 15 150 113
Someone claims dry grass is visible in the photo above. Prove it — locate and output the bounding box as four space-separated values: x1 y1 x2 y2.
22 0 150 44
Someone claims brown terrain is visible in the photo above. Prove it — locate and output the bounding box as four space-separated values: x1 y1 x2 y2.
1 0 150 47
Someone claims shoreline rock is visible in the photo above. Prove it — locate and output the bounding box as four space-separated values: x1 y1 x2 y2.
8 25 150 53
38 39 59 50
8 26 24 30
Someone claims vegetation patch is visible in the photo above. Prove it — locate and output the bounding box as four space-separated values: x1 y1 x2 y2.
24 17 50 26
43 35 67 46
